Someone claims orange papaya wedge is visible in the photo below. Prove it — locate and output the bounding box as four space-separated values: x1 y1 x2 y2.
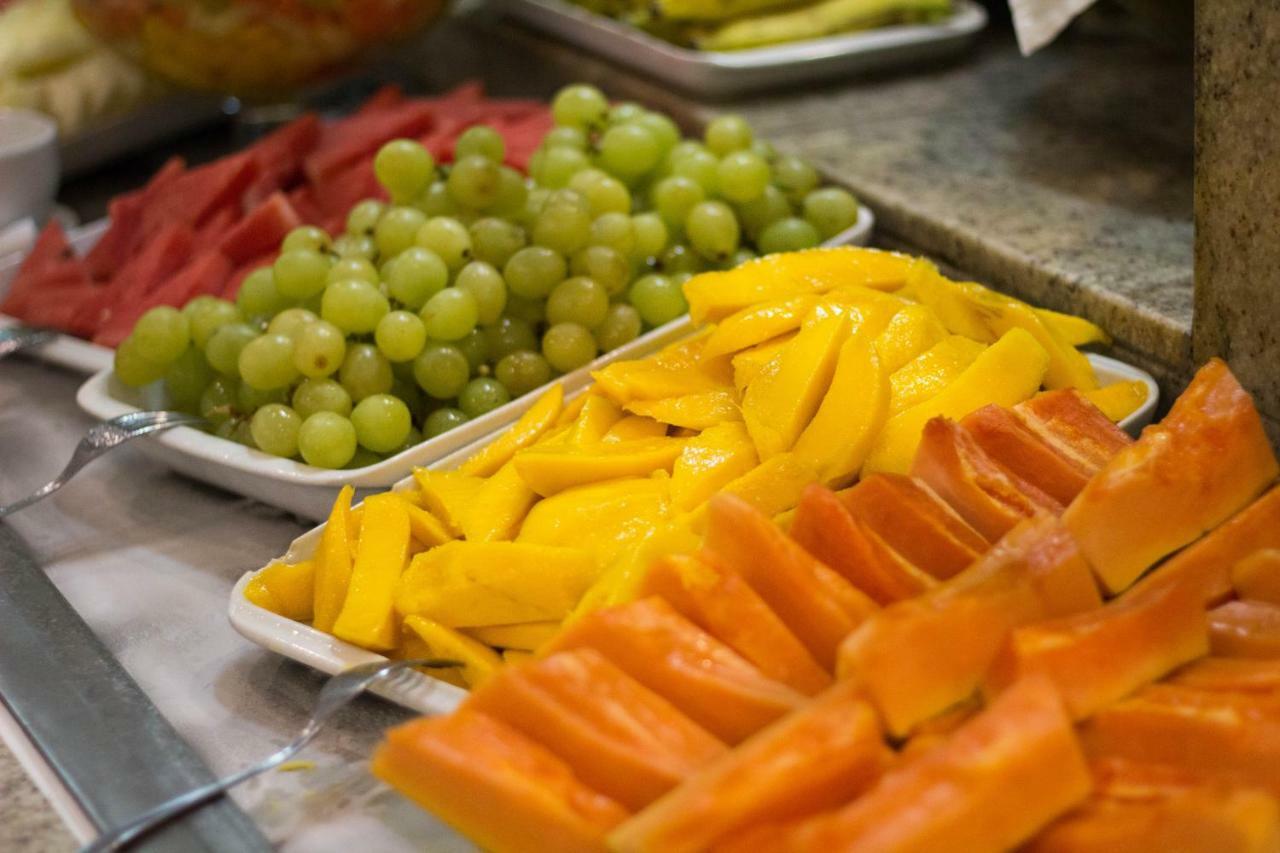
1169 657 1280 695
1209 600 1280 658
961 403 1094 505
1014 388 1133 472
1233 550 1280 606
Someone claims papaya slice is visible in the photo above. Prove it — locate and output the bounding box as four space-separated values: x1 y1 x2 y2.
1063 359 1280 595
611 680 891 853
371 710 628 853
702 494 879 671
544 597 807 744
1233 550 1280 606
984 579 1209 720
961 403 1093 505
1209 600 1280 658
1015 388 1133 472
837 472 989 580
465 649 727 811
638 554 832 695
911 417 1063 541
723 675 1091 853
790 484 936 605
1168 657 1280 696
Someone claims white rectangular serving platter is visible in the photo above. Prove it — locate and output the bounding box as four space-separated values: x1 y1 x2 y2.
228 351 1159 716
501 0 988 98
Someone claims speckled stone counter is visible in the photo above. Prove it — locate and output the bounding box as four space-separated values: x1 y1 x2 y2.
0 745 73 853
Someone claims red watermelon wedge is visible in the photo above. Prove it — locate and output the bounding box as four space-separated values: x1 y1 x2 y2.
218 192 302 264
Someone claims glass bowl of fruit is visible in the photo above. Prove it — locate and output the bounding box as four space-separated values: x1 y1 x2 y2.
71 0 446 97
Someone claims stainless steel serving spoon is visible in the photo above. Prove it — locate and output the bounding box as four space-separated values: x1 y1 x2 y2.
0 325 55 359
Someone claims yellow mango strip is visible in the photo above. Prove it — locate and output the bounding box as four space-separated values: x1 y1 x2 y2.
401 616 502 688
513 437 686 497
502 649 535 666
517 476 671 567
652 330 734 386
793 334 890 487
395 542 598 627
804 296 902 338
1033 306 1111 346
889 335 987 415
624 390 742 431
702 294 818 359
732 332 796 392
403 502 455 548
392 624 466 688
568 514 701 623
863 326 1051 475
683 246 913 324
332 494 412 651
413 469 484 537
568 394 624 444
459 460 537 543
553 390 589 427
533 423 573 448
463 621 561 652
741 314 850 459
457 384 564 477
312 485 355 633
592 359 726 405
603 415 670 442
245 560 316 622
873 304 948 374
1084 380 1148 423
670 422 759 512
715 452 818 519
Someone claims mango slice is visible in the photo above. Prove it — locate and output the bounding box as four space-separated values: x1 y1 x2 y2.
792 333 888 486
567 515 703 623
403 502 455 548
245 559 315 622
396 542 598 627
517 476 671 568
592 358 725 405
1033 306 1111 347
514 438 685 497
602 415 669 442
624 390 740 431
413 469 484 537
332 493 411 650
568 394 623 444
402 615 503 688
889 334 987 415
460 460 537 543
458 383 564 477
1084 380 1148 423
731 333 795 392
463 621 562 652
554 390 590 427
873 304 947 373
863 326 1050 475
669 422 759 513
710 452 817 521
702 295 819 360
312 484 355 633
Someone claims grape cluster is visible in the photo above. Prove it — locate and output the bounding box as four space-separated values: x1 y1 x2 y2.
113 84 859 469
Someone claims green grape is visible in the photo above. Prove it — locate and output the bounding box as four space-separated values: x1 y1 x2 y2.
716 150 770 203
216 417 255 447
589 211 636 256
504 246 566 299
238 333 298 390
534 146 590 189
607 102 645 125
187 299 239 350
332 234 376 259
485 316 538 361
660 243 707 275
425 407 469 438
599 124 661 181
629 274 688 326
373 310 427 363
490 167 528 217
416 181 457 218
470 218 527 269
298 412 358 469
570 245 630 296
547 276 608 328
802 187 860 238
704 114 754 155
596 303 642 351
459 377 511 418
266 307 318 341
521 186 550 223
321 279 389 334
205 322 258 376
250 404 303 457
551 84 608 130
273 249 330 300
346 199 387 236
346 448 381 469
132 306 190 365
665 140 707 169
339 343 394 401
532 195 591 256
729 247 758 267
374 139 436 202
772 154 819 203
651 175 705 229
163 347 212 412
758 217 821 254
455 327 490 370
327 257 379 286
199 376 238 425
634 112 680 155
455 125 506 163
182 295 218 319
454 261 507 325
750 138 777 162
569 169 631 215
495 350 552 397
385 247 448 310
542 322 597 372
671 148 719 193
685 201 740 262
669 271 694 288
291 319 346 377
413 343 470 399
281 225 331 253
447 154 502 209
420 287 479 341
503 293 546 325
631 212 670 260
543 126 587 150
397 424 424 454
416 217 472 271
736 184 792 239
292 377 352 419
350 394 412 453
237 380 288 415
375 206 428 258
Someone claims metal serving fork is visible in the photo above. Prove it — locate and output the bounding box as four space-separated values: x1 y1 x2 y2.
81 658 460 853
0 410 207 518
0 325 55 359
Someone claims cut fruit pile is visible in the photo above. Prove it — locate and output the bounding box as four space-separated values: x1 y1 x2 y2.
245 245 1147 664
369 357 1280 852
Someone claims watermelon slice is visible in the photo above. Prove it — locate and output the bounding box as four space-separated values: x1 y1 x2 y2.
195 205 239 248
311 160 383 220
139 153 258 235
91 224 194 343
218 192 302 264
84 156 187 279
355 84 405 115
94 249 233 348
251 114 322 187
223 254 275 301
304 100 436 185
1 220 75 315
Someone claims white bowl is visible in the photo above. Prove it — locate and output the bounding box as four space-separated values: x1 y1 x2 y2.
0 109 58 230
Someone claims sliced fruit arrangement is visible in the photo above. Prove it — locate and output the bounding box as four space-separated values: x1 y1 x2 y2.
245 244 1144 662
368 358 1280 852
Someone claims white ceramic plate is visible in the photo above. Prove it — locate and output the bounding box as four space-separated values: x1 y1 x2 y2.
502 0 987 98
228 352 1159 713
